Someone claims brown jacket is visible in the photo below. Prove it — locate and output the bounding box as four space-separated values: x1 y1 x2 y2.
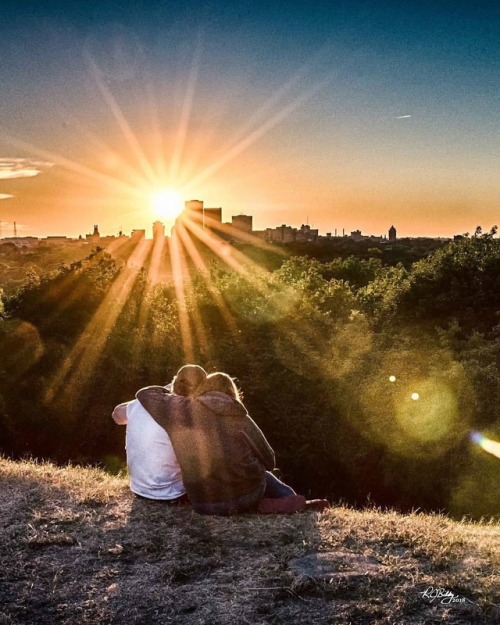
136 386 275 506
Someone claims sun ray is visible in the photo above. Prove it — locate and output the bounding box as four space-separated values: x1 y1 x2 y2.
175 217 241 350
168 225 195 361
44 238 150 405
220 45 330 151
142 67 168 181
42 101 154 192
145 231 167 287
180 212 269 282
189 74 333 188
211 218 288 254
5 44 348 390
170 32 204 183
85 55 157 183
176 212 298 333
3 132 141 199
171 220 212 358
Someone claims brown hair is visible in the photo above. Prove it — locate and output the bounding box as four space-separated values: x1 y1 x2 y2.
202 372 242 403
171 364 207 397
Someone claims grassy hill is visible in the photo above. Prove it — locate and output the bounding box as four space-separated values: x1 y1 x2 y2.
0 457 498 625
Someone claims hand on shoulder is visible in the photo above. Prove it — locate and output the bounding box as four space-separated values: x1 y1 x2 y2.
112 402 129 425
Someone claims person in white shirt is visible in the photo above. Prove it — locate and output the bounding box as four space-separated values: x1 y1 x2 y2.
112 365 206 502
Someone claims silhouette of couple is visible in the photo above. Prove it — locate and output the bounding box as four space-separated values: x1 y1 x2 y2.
112 365 328 515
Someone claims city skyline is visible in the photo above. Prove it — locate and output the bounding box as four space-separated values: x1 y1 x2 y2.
0 197 491 243
0 2 498 239
0 196 413 243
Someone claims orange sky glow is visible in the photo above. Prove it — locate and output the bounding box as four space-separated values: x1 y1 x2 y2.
0 3 498 240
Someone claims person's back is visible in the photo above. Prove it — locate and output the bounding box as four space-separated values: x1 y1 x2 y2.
136 386 275 514
112 364 207 501
125 399 185 500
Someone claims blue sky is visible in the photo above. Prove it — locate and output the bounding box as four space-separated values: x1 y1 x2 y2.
0 1 498 237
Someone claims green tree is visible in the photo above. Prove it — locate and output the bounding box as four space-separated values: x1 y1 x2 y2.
361 227 500 333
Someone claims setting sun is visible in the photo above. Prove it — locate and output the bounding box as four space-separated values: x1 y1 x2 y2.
150 189 184 222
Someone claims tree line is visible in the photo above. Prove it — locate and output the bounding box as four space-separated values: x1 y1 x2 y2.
0 228 498 518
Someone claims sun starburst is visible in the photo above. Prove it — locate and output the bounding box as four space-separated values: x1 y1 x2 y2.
150 189 184 221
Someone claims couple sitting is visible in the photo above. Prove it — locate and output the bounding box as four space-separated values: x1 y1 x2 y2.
112 364 329 516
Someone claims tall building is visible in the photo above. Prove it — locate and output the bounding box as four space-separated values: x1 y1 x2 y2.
389 225 397 242
266 224 296 243
183 200 222 229
184 199 204 226
86 224 100 245
204 207 222 227
153 220 165 240
231 214 253 232
296 224 318 242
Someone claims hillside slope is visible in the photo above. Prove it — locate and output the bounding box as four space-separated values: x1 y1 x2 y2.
0 457 498 624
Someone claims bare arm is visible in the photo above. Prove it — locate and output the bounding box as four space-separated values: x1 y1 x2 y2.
112 401 131 425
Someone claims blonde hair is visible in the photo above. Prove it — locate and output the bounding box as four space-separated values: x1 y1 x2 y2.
171 364 207 397
202 372 242 403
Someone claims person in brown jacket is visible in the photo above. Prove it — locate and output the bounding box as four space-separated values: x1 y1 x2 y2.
138 370 330 515
136 372 310 515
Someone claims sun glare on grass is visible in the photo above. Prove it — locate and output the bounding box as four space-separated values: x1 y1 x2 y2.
150 189 184 221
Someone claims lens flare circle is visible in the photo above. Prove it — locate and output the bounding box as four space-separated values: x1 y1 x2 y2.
396 380 457 443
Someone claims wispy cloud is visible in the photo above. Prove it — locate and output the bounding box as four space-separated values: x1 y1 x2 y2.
0 157 54 180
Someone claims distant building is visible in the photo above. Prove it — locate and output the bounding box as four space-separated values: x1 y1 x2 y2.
131 229 146 240
182 199 221 229
184 199 204 226
343 230 384 243
153 221 165 240
86 224 101 245
43 236 72 246
296 224 318 242
185 199 203 212
231 214 253 233
389 225 397 242
204 207 222 227
267 224 296 243
0 236 39 248
98 236 117 246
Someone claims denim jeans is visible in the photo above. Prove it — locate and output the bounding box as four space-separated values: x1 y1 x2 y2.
193 479 266 516
263 471 296 498
192 472 296 516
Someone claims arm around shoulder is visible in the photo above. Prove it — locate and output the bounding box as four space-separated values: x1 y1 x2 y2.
136 386 188 429
135 385 171 410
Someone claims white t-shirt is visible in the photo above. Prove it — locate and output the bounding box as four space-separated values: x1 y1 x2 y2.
125 399 186 500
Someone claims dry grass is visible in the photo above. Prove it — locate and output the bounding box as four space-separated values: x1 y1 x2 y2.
0 456 498 624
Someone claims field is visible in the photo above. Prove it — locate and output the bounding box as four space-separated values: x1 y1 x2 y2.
1 457 498 624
